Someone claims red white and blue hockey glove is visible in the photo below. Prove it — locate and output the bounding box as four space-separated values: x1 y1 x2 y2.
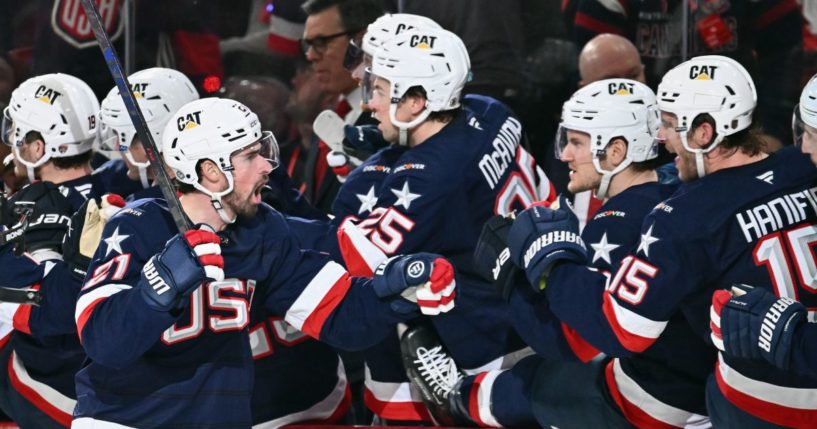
711 284 806 370
140 227 224 312
373 253 456 316
507 195 586 291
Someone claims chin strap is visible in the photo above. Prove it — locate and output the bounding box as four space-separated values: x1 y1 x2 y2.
389 103 431 146
679 129 723 179
592 157 632 200
193 172 237 225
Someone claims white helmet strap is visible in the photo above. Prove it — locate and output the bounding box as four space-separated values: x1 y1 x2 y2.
389 102 431 146
124 151 151 189
192 169 237 224
678 123 724 178
592 155 633 200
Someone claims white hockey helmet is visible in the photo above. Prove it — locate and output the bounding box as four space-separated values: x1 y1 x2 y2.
348 13 442 101
2 73 99 181
557 78 660 199
362 13 441 55
100 67 199 188
656 55 757 177
366 27 471 145
794 73 817 147
162 97 279 223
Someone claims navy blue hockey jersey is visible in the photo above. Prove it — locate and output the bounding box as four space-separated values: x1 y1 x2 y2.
0 181 92 426
73 199 415 428
509 182 677 365
322 95 554 419
547 147 817 428
249 307 349 427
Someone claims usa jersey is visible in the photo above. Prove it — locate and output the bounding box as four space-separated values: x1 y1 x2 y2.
548 147 817 428
0 182 92 426
329 95 554 419
249 305 349 427
509 182 677 363
74 199 414 428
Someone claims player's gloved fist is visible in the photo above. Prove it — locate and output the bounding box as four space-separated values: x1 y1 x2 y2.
140 227 224 312
473 215 523 300
373 253 456 316
343 124 389 160
507 195 586 291
63 194 126 280
327 151 354 183
711 284 806 370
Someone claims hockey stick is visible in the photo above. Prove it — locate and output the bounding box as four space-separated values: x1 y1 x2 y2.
80 0 190 233
0 287 41 305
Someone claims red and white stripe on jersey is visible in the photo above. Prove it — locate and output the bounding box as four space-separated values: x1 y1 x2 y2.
8 350 75 427
519 147 556 206
0 284 40 335
715 354 817 428
560 322 602 363
363 365 432 422
601 292 667 353
337 221 388 277
284 261 353 339
254 360 351 429
75 284 132 340
467 370 503 427
605 359 707 429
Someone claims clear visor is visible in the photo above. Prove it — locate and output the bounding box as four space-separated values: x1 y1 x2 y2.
343 38 365 71
362 66 380 105
2 107 15 146
99 123 121 152
259 130 281 170
792 105 817 149
554 124 573 160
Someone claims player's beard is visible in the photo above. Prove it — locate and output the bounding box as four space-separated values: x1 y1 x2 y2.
566 163 601 194
223 181 263 220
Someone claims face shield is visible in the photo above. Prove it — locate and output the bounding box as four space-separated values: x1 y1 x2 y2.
793 104 817 151
2 107 15 147
258 130 281 170
362 67 377 106
99 122 124 152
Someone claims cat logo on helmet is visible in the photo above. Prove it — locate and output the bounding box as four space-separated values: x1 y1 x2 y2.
34 86 62 105
608 81 635 96
394 23 416 35
176 111 202 131
409 34 436 49
689 65 718 80
130 82 149 98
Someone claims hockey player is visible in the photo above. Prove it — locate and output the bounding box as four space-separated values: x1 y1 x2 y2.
500 55 817 428
709 73 817 427
2 73 100 202
0 73 117 428
406 78 677 427
97 67 199 200
317 27 554 423
71 97 456 428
